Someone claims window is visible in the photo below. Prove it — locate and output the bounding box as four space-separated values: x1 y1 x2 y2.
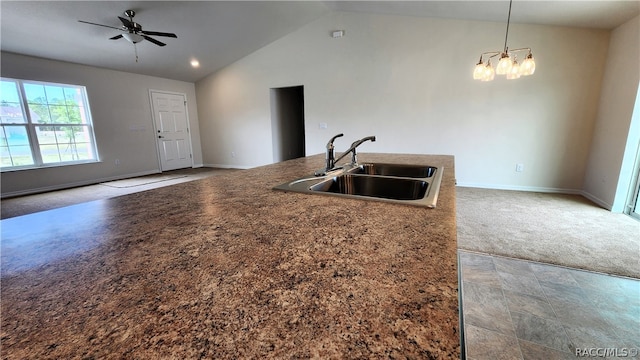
1 78 99 170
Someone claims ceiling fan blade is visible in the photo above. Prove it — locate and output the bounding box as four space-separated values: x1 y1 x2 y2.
78 20 123 31
140 30 177 38
142 35 166 47
110 34 123 40
118 16 134 28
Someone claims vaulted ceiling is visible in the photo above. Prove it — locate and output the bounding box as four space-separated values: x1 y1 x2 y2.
1 1 638 83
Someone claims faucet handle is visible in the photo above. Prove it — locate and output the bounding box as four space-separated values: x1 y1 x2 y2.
327 133 344 149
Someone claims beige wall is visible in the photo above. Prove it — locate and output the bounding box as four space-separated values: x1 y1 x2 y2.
5 12 633 200
1 52 203 196
583 16 640 211
196 11 610 191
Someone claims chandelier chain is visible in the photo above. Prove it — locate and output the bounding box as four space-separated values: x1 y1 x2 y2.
503 0 512 53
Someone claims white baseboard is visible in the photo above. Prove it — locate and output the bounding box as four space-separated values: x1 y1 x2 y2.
1 170 160 199
456 182 582 194
203 163 252 170
579 190 613 211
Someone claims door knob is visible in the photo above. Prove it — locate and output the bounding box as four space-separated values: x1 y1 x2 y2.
158 135 164 138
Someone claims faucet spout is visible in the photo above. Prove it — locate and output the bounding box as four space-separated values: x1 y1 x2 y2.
335 135 376 166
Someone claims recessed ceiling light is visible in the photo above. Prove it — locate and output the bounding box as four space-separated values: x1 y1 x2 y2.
190 59 200 68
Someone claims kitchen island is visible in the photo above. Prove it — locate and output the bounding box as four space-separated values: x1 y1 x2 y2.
1 153 459 359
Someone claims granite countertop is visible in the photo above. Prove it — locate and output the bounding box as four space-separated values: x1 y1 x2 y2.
0 153 459 359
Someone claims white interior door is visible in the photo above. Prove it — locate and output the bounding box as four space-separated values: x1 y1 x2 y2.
151 91 193 171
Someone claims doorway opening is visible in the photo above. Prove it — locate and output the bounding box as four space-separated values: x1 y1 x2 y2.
270 86 305 163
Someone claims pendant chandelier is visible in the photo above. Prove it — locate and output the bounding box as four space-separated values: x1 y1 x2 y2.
473 0 535 81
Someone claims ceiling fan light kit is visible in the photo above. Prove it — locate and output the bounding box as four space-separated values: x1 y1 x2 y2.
473 0 536 81
122 33 144 44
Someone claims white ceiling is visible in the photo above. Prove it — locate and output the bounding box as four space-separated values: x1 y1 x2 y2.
1 1 638 83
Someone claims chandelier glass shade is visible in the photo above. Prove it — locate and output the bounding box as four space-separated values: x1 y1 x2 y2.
473 59 496 82
473 0 536 81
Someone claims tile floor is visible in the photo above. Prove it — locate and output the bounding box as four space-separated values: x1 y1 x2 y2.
459 250 640 359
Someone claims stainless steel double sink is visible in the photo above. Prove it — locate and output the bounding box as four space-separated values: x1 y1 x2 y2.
273 162 444 208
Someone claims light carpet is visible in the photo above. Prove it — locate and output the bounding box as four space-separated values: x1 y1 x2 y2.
456 187 640 279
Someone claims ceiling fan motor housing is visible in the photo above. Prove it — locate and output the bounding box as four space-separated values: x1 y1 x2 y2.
127 22 142 33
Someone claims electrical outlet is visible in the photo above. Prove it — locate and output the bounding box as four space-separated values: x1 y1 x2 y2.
231 151 236 158
516 163 524 172
319 122 328 129
115 159 120 166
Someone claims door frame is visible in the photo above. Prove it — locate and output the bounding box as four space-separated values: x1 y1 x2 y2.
148 89 194 172
625 141 640 219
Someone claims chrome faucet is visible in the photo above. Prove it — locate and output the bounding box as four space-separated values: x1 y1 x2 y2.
324 133 344 173
315 134 376 175
344 135 376 165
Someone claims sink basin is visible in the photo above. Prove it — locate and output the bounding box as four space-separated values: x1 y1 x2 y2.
310 174 428 200
273 162 444 208
350 163 436 178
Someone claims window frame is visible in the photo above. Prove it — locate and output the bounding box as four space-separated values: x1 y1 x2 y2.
1 77 100 171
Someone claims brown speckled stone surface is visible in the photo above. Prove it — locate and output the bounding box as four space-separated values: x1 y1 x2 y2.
1 153 459 359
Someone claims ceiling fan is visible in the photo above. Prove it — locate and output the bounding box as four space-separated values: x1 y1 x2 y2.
78 10 177 47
